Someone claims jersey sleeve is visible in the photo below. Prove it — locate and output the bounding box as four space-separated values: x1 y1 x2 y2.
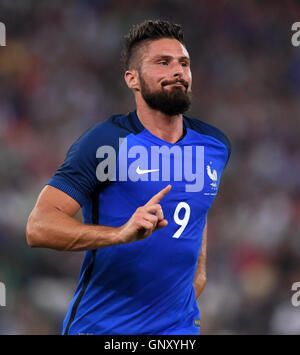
47 126 102 206
222 133 231 168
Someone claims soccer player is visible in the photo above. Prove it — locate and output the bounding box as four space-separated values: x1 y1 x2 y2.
26 20 231 335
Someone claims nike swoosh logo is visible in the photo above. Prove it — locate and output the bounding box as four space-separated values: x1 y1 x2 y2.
136 166 159 175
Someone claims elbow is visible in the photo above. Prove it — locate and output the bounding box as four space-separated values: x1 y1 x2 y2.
201 276 207 289
26 213 41 248
194 275 207 298
196 277 207 289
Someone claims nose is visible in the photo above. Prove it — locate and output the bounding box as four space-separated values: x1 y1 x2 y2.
171 61 184 78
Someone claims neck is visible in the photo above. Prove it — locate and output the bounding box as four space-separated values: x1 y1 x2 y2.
136 101 183 144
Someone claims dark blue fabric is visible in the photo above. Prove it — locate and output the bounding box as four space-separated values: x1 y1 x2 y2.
47 111 231 335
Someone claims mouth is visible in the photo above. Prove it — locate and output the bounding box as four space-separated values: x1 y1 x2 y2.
165 82 188 90
162 79 188 89
169 83 185 87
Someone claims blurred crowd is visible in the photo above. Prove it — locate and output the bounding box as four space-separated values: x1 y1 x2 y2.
0 0 300 334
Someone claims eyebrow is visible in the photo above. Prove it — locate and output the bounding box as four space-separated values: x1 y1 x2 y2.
151 55 190 62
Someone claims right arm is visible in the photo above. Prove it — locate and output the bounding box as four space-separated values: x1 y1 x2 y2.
26 184 171 252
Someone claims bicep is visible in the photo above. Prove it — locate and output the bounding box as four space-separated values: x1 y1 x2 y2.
34 185 81 217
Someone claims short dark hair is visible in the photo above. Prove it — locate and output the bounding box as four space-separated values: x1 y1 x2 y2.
121 20 185 71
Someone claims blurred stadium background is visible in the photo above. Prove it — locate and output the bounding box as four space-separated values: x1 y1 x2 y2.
0 0 300 334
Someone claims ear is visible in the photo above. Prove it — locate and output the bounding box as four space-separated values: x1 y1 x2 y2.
124 70 140 91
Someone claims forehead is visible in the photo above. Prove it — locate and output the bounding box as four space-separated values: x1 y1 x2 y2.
141 38 189 62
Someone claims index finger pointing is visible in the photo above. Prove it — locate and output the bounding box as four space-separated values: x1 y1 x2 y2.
145 184 172 206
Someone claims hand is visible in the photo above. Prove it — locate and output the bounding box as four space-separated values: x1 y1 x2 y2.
117 185 171 244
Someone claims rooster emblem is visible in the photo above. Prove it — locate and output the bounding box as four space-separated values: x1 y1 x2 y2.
206 164 218 188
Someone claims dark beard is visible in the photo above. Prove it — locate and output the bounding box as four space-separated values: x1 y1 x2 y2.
139 74 192 116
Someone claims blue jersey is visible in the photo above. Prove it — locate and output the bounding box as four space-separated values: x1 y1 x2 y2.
47 110 231 335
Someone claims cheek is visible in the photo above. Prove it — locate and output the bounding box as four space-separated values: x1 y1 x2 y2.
145 65 168 79
187 70 192 86
186 68 192 79
141 73 164 89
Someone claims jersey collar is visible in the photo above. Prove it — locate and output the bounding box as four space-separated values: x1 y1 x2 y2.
129 110 188 143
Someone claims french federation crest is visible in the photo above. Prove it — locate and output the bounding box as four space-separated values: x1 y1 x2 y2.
206 162 218 188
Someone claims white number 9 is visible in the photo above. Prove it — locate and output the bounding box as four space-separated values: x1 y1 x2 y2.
172 202 191 239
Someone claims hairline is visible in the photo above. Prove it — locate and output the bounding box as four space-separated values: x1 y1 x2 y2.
128 37 187 71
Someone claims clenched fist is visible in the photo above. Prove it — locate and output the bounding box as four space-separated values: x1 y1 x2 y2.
117 185 171 244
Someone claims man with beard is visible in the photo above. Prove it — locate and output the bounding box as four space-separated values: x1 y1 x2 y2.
26 20 231 335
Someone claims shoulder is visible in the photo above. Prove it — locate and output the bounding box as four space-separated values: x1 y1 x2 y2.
184 115 231 151
47 112 139 205
81 112 137 141
71 112 139 153
184 114 231 165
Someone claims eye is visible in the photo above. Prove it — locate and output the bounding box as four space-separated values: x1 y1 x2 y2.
181 62 188 67
158 61 168 66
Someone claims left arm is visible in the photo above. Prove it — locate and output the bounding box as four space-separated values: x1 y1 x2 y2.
193 220 207 300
